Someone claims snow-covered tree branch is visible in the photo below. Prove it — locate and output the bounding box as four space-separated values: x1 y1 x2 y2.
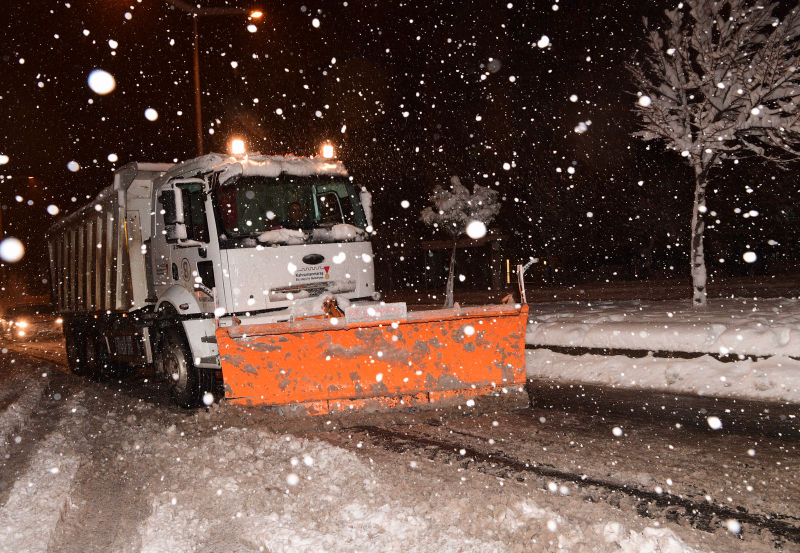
628 0 800 306
420 176 500 308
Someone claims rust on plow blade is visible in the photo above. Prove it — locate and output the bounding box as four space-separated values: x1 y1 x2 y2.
217 304 529 415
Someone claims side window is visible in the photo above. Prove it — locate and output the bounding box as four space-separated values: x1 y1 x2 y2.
179 185 210 242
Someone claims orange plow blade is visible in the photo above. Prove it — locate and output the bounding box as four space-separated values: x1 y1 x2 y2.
217 303 529 415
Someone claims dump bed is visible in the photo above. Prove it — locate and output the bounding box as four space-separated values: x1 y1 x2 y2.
47 162 172 315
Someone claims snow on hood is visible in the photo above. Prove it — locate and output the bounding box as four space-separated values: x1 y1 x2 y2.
257 228 306 245
215 154 348 185
258 224 367 245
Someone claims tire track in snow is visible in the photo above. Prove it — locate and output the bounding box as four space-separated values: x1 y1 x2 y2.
352 425 800 549
0 394 85 553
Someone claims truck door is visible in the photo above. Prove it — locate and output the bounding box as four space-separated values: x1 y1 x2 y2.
174 180 217 314
154 179 218 315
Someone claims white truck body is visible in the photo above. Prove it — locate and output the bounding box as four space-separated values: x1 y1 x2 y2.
47 153 376 372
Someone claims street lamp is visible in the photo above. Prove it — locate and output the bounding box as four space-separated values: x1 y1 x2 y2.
164 0 263 156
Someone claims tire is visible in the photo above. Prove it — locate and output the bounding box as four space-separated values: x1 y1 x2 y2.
82 326 109 381
64 320 86 375
160 327 214 408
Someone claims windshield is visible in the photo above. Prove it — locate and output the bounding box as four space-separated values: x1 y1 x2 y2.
214 175 367 244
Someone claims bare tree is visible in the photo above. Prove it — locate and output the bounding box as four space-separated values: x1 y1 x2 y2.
629 0 800 306
420 176 500 308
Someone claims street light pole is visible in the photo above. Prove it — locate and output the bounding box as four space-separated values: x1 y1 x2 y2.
192 16 203 156
164 1 262 156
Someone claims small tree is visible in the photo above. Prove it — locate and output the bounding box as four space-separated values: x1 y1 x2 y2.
420 176 501 308
629 0 800 306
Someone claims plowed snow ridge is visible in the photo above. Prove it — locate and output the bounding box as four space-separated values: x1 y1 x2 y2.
0 394 84 553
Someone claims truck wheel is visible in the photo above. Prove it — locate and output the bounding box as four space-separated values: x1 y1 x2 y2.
161 327 214 408
63 321 85 375
83 329 111 381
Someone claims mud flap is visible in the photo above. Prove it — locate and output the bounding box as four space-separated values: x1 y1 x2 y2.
217 304 529 415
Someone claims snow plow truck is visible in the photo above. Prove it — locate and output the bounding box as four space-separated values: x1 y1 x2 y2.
46 152 529 415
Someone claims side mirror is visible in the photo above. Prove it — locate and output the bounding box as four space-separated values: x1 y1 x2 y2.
161 188 187 241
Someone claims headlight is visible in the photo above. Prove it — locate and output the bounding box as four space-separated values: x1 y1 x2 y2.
15 321 28 328
56 318 63 324
17 330 25 337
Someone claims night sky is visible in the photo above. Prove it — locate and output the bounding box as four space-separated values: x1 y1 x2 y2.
2 0 797 299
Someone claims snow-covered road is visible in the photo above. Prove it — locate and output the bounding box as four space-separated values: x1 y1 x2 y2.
1 341 797 553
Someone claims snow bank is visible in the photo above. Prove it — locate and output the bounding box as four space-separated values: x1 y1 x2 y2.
0 395 85 552
527 349 800 403
137 424 705 553
139 429 505 553
0 360 48 451
527 298 800 358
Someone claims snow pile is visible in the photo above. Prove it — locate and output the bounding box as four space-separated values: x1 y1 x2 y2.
599 522 699 553
258 227 306 245
139 429 505 553
136 424 705 553
0 359 48 451
527 298 800 358
0 394 84 552
527 349 800 403
216 153 348 185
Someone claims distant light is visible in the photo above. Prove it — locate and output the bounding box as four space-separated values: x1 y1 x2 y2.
231 139 246 155
466 220 487 239
145 108 159 121
250 10 263 18
67 161 80 172
0 237 25 263
321 143 335 159
87 69 116 95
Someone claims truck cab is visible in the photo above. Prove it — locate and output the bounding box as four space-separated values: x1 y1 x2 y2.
49 152 378 407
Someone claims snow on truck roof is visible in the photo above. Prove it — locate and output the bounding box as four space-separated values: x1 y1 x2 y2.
47 154 348 235
164 152 349 183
